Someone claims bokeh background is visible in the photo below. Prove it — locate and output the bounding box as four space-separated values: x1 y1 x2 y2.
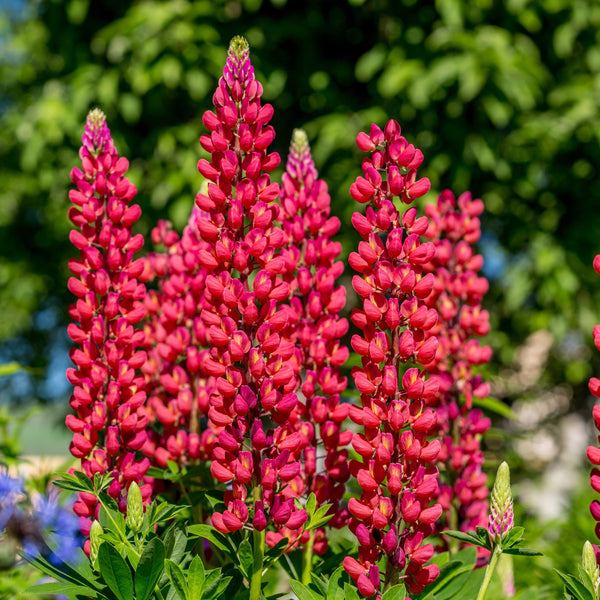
2 0 600 594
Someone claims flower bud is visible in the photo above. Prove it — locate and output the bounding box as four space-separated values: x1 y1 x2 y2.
488 461 514 544
125 481 144 533
89 520 103 569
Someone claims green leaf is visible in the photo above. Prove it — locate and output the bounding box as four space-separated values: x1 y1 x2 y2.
188 524 237 560
306 492 317 517
98 503 126 537
555 570 595 600
307 504 334 530
97 543 134 600
187 555 205 598
290 579 322 600
502 526 525 548
238 538 253 579
443 530 485 548
381 583 407 600
21 551 96 591
165 559 189 600
135 537 165 600
343 582 361 600
472 396 517 419
201 568 223 599
326 566 346 600
26 582 104 599
503 547 543 556
264 538 289 564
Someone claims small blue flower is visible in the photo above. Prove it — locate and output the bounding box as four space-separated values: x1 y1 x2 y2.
0 470 22 503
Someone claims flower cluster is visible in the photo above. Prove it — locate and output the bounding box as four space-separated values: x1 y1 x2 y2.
344 121 442 596
268 129 351 553
65 110 151 544
140 208 216 469
587 253 600 540
194 37 308 536
421 190 492 535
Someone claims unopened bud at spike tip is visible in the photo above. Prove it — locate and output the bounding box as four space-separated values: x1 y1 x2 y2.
228 35 250 60
291 128 309 153
488 461 514 544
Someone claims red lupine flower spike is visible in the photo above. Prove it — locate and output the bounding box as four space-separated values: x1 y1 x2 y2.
269 128 351 553
421 190 492 542
67 109 151 547
345 120 441 597
196 37 306 538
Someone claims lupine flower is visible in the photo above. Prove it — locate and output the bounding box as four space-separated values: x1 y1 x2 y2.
344 120 442 596
588 252 600 540
488 461 513 544
194 37 307 536
66 109 151 545
421 190 492 537
141 208 216 469
266 129 351 553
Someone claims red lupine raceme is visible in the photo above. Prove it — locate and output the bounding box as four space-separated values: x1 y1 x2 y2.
194 37 308 551
421 190 492 539
268 128 351 556
587 254 600 540
344 120 442 596
139 207 217 470
66 109 151 552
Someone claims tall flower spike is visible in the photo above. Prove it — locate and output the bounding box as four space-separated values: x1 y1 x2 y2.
488 462 513 544
421 190 492 539
66 109 150 552
195 38 309 543
344 120 441 597
588 252 600 541
271 128 351 555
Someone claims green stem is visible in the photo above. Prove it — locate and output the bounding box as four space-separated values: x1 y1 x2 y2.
250 526 265 600
476 545 502 600
383 555 399 593
250 486 265 600
301 529 315 585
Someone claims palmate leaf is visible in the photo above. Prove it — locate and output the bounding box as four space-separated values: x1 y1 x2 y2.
97 543 133 600
326 566 346 600
290 579 323 600
555 570 595 600
22 551 102 593
381 583 407 600
135 537 165 600
165 559 189 600
188 524 238 561
26 581 106 599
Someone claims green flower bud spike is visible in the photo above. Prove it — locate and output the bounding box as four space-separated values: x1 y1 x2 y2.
488 461 514 545
125 481 144 533
477 462 514 600
89 520 103 570
582 540 600 598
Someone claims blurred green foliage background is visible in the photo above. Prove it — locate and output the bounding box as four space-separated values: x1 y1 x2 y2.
3 0 600 594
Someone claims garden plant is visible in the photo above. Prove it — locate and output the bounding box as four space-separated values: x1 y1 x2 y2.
3 33 600 600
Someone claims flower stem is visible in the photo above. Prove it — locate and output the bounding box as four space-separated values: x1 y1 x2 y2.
301 529 315 585
476 545 502 600
250 487 265 600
